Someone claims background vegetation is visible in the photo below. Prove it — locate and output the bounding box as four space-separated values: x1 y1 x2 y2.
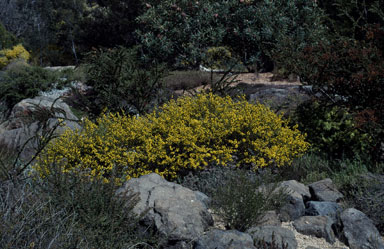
1 0 384 247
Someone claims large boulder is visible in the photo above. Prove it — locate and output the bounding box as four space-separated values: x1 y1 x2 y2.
293 216 336 244
116 173 213 244
340 208 384 249
194 229 256 249
305 201 342 224
309 178 344 202
276 180 311 221
0 96 80 161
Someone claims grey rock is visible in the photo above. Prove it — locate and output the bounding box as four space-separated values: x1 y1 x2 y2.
277 180 310 221
0 96 79 161
194 229 256 249
247 225 297 249
340 208 384 249
279 195 305 222
306 201 342 223
10 96 78 121
116 173 213 243
309 178 344 202
293 216 336 244
194 190 211 207
258 210 281 226
279 180 311 201
249 88 291 101
305 247 321 249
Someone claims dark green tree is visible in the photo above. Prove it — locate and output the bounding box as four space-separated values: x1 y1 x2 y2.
317 0 384 39
136 0 226 68
136 0 327 71
0 22 19 50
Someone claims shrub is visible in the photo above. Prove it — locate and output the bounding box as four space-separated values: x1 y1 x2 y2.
210 168 288 231
35 93 309 183
0 64 63 113
277 153 332 184
84 46 167 115
293 99 374 159
279 23 384 161
202 46 236 70
0 44 30 69
295 37 384 113
0 174 158 248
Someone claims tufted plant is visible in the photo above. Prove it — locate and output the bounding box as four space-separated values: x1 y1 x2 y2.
35 93 309 184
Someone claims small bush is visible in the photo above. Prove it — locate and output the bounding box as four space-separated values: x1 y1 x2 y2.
210 168 288 232
84 46 167 115
293 99 373 159
0 44 30 69
202 46 236 70
277 153 332 184
35 93 309 183
0 64 62 113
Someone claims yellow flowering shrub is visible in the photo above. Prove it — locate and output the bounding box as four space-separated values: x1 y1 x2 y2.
203 46 233 70
34 93 309 184
0 44 30 69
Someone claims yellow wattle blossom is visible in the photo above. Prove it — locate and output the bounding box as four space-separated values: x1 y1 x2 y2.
0 44 30 69
34 93 310 184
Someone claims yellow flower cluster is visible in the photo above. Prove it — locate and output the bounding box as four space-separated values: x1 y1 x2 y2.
0 44 30 69
34 93 309 184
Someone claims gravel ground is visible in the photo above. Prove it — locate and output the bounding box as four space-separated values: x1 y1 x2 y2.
281 222 349 249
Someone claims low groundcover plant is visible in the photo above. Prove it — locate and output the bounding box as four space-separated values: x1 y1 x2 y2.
34 93 309 183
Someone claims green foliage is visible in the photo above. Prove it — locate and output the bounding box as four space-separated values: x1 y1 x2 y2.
202 46 237 70
80 0 144 48
136 0 226 68
35 93 309 183
0 64 65 113
210 168 288 232
277 9 384 161
137 0 327 71
317 0 384 39
223 0 328 71
294 99 373 159
84 46 167 115
0 22 18 50
278 153 332 184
